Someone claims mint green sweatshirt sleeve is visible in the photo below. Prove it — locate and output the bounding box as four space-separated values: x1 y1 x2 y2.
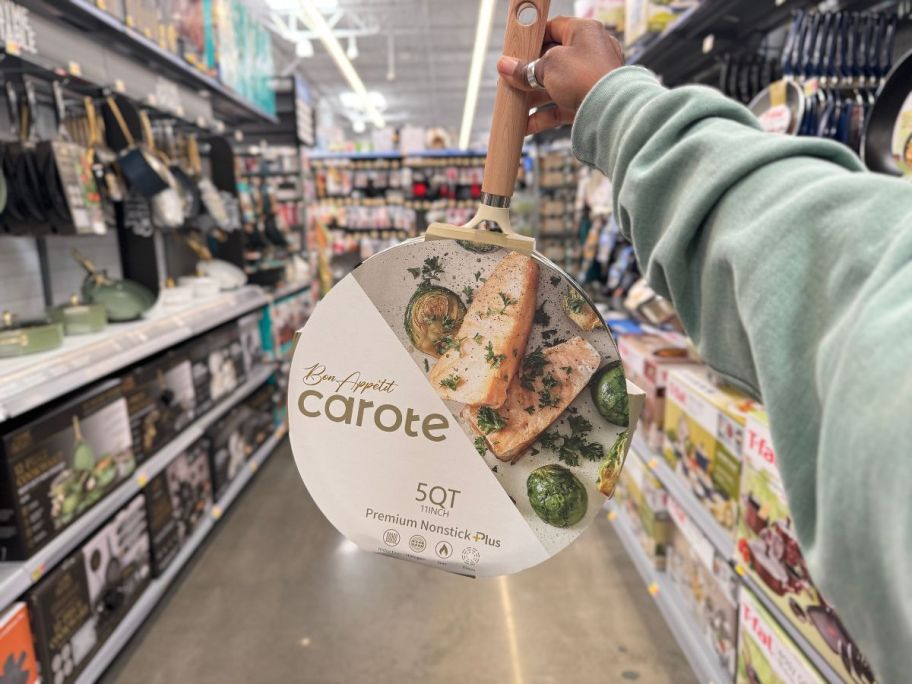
572 66 912 682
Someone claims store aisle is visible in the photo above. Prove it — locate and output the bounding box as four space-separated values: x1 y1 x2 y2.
102 441 695 684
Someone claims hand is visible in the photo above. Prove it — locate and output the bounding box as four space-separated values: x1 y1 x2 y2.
496 17 625 135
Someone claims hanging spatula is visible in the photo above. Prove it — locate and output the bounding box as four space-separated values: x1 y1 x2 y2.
426 0 550 254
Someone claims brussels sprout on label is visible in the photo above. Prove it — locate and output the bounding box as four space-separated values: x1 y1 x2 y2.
289 237 643 577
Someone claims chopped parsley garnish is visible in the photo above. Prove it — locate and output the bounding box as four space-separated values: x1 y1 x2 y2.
562 366 573 376
423 359 430 373
550 276 562 286
530 448 540 456
524 406 536 415
538 389 561 409
436 336 462 355
439 375 461 390
462 286 475 305
520 347 547 391
493 466 500 473
541 328 557 340
534 303 551 327
474 270 485 283
442 314 458 332
474 436 487 456
476 406 507 435
541 372 560 390
499 291 517 313
539 415 605 467
473 332 483 345
544 337 568 348
409 257 445 284
566 288 585 314
485 342 506 369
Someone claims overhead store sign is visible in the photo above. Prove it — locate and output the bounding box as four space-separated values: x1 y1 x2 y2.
0 0 37 54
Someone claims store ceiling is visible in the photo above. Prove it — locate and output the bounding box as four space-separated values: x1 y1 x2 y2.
259 0 576 145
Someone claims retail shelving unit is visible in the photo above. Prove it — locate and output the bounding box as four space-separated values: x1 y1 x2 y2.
0 287 270 422
73 425 287 684
0 364 276 612
608 503 731 684
614 431 847 683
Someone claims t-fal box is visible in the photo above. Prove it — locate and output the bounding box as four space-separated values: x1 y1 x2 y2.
618 334 697 451
237 311 264 374
616 451 669 569
737 589 825 684
121 352 196 464
666 497 739 678
190 323 248 415
737 410 876 683
662 367 755 535
0 381 137 560
0 602 39 684
144 438 212 576
206 408 249 501
29 496 150 684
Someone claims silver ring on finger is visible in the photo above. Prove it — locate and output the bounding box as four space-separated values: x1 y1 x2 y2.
525 59 545 91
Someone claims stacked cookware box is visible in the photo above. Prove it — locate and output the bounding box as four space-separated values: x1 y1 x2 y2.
0 312 283 684
613 326 877 683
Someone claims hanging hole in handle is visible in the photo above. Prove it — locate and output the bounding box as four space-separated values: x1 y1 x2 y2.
517 2 539 26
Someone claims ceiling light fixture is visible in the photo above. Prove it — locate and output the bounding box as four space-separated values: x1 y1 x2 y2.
297 1 385 129
346 35 359 60
459 0 496 150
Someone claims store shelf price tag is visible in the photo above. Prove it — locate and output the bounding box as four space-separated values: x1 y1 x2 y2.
30 563 45 583
114 79 126 94
211 505 223 520
606 510 618 522
68 61 82 77
136 471 149 488
4 41 20 57
647 457 659 471
96 0 107 9
125 15 135 28
647 583 660 597
249 461 259 474
734 564 745 577
702 34 714 55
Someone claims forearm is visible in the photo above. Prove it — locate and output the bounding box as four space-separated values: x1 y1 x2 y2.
572 66 912 680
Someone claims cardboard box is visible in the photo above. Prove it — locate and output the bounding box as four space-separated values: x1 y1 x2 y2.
29 496 150 684
616 451 669 569
237 311 264 374
666 497 739 677
171 0 206 64
188 323 247 416
737 589 825 684
618 334 697 451
737 410 876 683
144 438 213 576
0 381 137 560
237 383 278 450
662 367 755 535
122 353 196 464
206 408 249 501
0 603 39 684
624 0 698 47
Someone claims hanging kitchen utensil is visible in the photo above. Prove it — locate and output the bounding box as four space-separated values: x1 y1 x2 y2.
105 96 169 198
0 311 64 357
863 47 912 176
184 235 247 290
72 249 156 321
165 126 201 222
287 0 643 579
187 134 229 232
138 110 184 230
47 294 108 335
85 96 124 232
0 83 24 230
749 11 806 135
5 80 49 234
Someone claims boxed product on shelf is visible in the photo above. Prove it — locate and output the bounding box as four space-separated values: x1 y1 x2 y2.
144 438 213 576
0 380 137 560
172 0 206 64
737 589 825 684
28 495 151 684
574 0 625 32
206 408 249 501
188 323 247 415
666 497 739 678
662 367 755 535
618 334 697 451
624 0 698 47
237 383 279 447
237 311 264 373
122 352 197 464
0 603 39 684
737 410 875 683
616 449 669 569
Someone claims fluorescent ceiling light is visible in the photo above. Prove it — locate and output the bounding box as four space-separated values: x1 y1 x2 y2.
296 38 314 58
297 1 385 129
459 0 496 150
346 36 359 60
352 120 367 134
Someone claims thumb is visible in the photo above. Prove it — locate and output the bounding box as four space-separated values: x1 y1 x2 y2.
497 56 538 92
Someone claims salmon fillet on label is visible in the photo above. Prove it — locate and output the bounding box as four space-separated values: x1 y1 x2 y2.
430 252 538 408
464 336 601 462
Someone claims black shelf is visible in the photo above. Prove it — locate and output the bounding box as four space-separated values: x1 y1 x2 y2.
21 0 278 125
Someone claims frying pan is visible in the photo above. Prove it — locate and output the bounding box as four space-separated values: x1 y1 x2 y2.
85 96 124 232
748 11 806 135
105 97 169 198
6 81 48 232
187 135 229 231
40 81 78 233
138 110 185 230
862 48 912 176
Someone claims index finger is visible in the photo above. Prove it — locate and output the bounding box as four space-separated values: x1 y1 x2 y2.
543 16 574 45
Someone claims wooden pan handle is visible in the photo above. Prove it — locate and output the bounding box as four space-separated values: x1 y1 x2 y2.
482 0 551 200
